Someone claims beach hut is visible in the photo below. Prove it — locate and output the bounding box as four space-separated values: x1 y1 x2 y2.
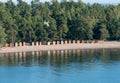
36 42 39 46
61 41 64 44
39 42 42 45
32 42 35 46
47 42 51 45
72 40 76 44
19 42 22 46
68 40 72 44
57 41 60 45
65 40 68 44
53 41 56 45
77 40 80 44
15 42 18 47
23 42 26 46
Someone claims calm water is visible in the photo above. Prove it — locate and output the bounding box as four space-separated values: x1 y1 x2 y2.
0 49 120 83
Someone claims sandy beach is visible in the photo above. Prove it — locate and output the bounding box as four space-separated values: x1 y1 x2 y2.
0 41 120 53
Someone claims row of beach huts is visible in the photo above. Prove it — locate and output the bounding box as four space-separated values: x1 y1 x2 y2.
4 40 103 47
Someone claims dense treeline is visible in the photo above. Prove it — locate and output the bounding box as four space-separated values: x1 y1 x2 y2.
0 0 120 45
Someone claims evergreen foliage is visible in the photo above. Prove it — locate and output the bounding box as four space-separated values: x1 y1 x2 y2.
0 0 120 45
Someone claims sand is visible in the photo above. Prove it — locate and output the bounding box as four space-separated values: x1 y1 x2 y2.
0 41 120 53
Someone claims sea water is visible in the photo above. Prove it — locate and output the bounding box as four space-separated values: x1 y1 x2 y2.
0 49 120 83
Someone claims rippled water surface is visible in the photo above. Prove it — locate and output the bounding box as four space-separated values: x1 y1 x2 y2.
0 49 120 83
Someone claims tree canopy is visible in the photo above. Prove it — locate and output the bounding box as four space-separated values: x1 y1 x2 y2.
0 0 120 45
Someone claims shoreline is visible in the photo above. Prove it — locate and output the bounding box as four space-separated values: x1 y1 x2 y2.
0 42 120 53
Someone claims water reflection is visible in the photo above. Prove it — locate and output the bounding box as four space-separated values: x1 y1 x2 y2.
0 49 120 67
1 49 120 83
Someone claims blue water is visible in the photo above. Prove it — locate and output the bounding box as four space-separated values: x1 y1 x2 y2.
0 49 120 83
